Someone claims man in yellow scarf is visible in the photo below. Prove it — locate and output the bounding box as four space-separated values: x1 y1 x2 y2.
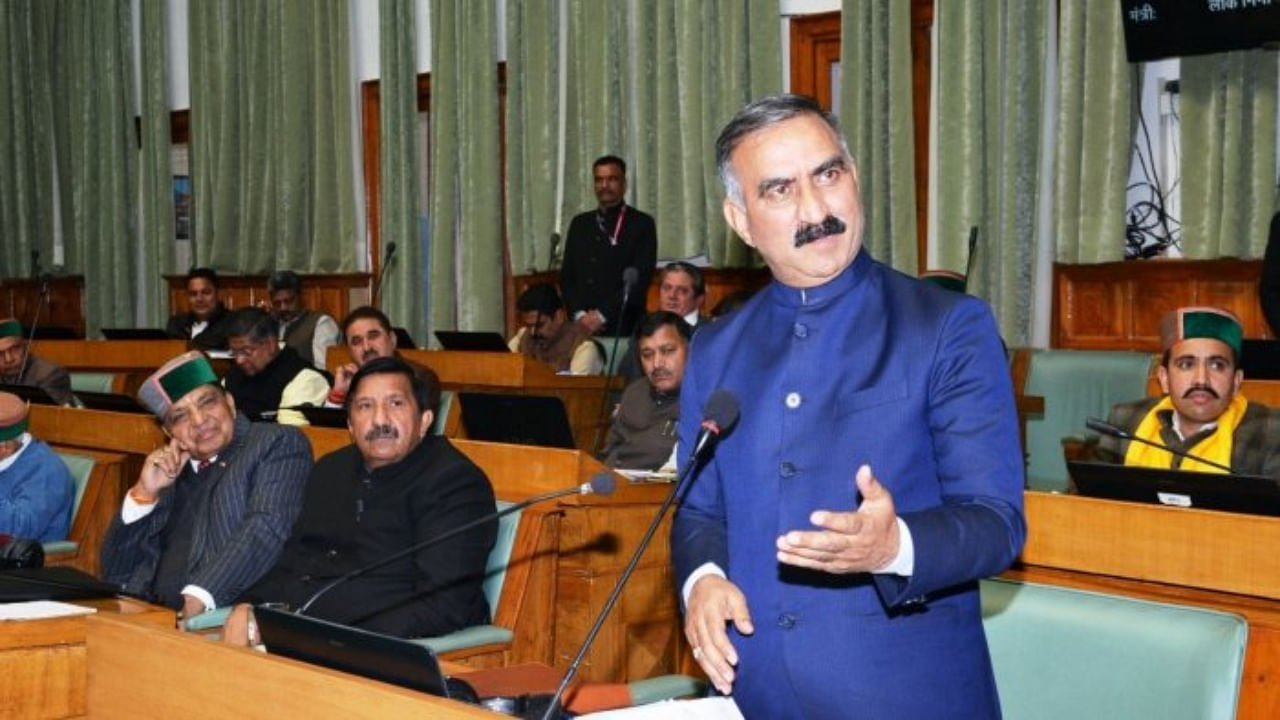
1095 306 1280 476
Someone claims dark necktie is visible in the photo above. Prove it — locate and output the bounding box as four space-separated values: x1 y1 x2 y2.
197 459 211 474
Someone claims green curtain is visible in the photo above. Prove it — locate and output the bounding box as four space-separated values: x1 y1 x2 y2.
934 0 1048 345
1179 50 1278 259
47 0 138 335
189 0 356 275
504 0 561 276
1054 0 1133 264
0 2 55 281
139 0 174 327
428 0 503 334
839 0 917 273
379 0 427 341
506 0 778 270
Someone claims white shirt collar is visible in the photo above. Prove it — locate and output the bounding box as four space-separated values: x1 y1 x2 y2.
0 433 34 473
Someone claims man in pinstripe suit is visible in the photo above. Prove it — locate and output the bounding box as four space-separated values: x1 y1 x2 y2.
100 351 311 622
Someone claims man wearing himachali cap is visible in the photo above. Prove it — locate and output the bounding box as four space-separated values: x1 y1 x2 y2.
0 317 73 406
99 351 311 622
0 392 74 542
1095 306 1280 477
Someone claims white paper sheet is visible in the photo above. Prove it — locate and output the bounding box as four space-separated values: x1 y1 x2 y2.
0 600 97 621
578 697 744 720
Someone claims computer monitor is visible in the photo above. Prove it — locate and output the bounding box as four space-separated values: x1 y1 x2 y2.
100 328 171 341
255 606 458 699
434 331 510 353
74 391 148 414
0 383 59 406
458 393 576 450
1067 460 1280 517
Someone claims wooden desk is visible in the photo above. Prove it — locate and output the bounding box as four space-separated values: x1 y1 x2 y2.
1014 491 1280 718
86 614 496 718
0 597 173 719
32 340 199 396
327 348 622 452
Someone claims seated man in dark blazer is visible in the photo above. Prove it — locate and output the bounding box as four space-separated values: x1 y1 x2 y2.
1092 306 1280 476
165 267 234 351
222 356 496 643
99 351 312 621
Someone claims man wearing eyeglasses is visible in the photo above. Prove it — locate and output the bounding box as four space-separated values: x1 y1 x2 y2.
223 307 331 425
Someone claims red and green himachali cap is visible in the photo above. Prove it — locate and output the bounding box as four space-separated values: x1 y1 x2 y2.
0 392 29 442
137 351 219 419
1159 306 1243 359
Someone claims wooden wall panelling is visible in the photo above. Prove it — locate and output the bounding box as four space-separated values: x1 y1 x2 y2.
0 276 86 337
1054 259 1270 350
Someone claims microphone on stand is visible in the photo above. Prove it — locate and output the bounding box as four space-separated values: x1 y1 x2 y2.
591 267 640 453
372 241 398 308
295 472 617 616
541 391 741 720
1085 417 1235 474
16 274 52 385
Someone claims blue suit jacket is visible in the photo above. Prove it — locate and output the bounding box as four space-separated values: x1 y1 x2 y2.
671 251 1025 719
100 415 311 607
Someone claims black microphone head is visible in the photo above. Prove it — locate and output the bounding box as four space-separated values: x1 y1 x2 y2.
702 390 740 436
588 472 617 497
622 267 639 287
385 241 397 257
1085 417 1127 438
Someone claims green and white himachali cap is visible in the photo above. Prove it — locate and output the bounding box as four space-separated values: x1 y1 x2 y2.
1159 306 1243 360
0 392 29 442
137 351 220 419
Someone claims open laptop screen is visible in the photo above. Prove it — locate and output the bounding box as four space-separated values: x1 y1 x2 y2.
255 606 452 698
1068 460 1280 517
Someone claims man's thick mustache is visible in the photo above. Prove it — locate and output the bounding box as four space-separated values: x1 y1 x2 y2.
794 215 847 247
364 424 399 441
1183 385 1220 400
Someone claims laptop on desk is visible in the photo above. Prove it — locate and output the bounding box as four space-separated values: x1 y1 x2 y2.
100 328 171 341
459 393 576 449
0 567 125 602
74 391 148 414
0 383 59 406
295 405 347 428
255 606 460 700
1067 460 1280 517
434 331 511 353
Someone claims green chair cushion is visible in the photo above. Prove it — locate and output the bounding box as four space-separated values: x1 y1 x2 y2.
981 578 1247 720
69 372 117 394
41 540 78 555
43 451 95 552
412 625 514 654
628 675 706 705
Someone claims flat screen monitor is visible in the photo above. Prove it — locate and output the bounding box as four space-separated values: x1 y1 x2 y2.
255 606 455 699
458 393 576 450
434 331 511 353
1121 1 1280 62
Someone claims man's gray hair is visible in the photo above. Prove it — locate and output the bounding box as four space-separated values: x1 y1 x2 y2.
715 94 853 206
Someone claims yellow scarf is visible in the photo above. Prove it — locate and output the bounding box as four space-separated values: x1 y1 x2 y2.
1124 394 1248 473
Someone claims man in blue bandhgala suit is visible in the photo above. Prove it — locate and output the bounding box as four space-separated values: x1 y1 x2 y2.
671 94 1026 719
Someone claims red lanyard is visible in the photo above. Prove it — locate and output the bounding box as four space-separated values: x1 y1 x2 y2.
608 206 626 246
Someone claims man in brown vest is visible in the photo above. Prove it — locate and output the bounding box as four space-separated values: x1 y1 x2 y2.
267 271 340 370
507 284 603 375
